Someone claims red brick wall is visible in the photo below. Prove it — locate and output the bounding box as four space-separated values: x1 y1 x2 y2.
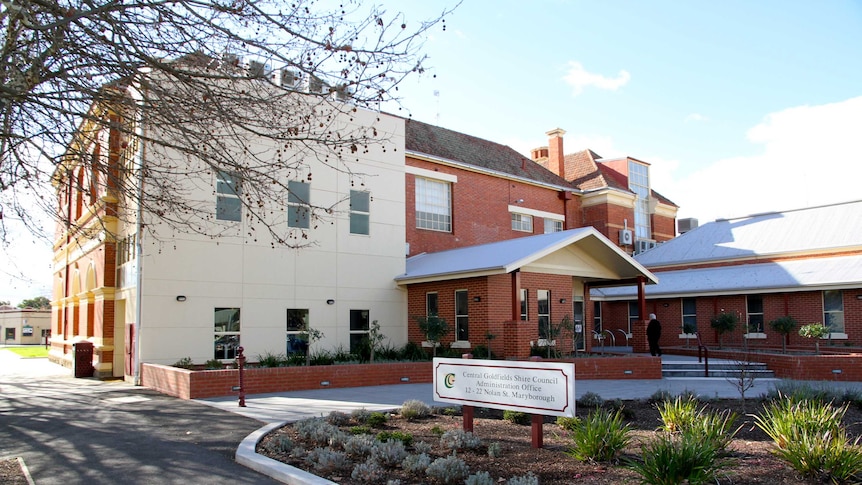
651 213 676 242
406 157 581 256
671 348 862 381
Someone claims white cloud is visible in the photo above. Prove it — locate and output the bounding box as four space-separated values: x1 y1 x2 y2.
563 61 630 96
665 96 862 224
684 113 709 123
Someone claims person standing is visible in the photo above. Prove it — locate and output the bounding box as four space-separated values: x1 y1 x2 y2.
647 313 662 357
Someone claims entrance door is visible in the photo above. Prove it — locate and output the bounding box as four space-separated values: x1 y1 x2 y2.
572 297 585 351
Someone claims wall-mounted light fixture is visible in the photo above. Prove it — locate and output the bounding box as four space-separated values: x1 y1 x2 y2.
400 377 410 382
176 295 187 302
559 298 567 304
320 381 330 386
515 198 525 204
856 295 862 300
663 303 669 307
473 296 481 302
326 299 335 305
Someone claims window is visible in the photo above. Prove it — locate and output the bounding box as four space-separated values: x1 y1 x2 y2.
216 171 242 221
682 298 697 333
520 288 528 321
537 290 550 339
455 290 469 341
627 301 639 335
287 180 310 229
593 301 602 334
416 177 452 232
286 309 309 354
511 213 533 232
349 309 370 353
628 161 651 240
426 292 438 317
544 218 563 233
5 328 15 340
746 295 764 333
349 190 370 235
824 290 845 333
214 308 240 359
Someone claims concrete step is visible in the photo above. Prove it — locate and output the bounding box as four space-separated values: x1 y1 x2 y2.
661 361 775 379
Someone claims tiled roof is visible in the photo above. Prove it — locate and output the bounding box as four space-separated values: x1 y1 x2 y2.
405 119 576 188
566 150 608 190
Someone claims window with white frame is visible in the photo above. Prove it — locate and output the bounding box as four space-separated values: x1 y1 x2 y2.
416 177 452 232
520 288 528 321
426 292 438 317
216 171 241 221
214 307 240 359
349 309 370 353
511 213 533 232
287 180 311 229
823 290 845 333
747 295 764 333
455 290 469 341
537 290 550 339
627 301 639 335
544 218 563 233
682 298 697 333
628 161 651 240
286 309 308 354
349 190 370 235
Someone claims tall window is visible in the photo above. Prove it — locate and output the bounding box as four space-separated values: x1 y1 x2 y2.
426 292 439 317
349 309 370 353
627 301 639 335
349 190 370 235
593 301 602 334
287 180 311 229
537 290 550 339
216 171 242 221
511 213 533 232
628 161 651 240
455 290 469 341
286 309 309 354
520 288 528 321
416 177 451 232
747 295 764 333
544 218 563 233
214 308 240 359
824 290 845 333
682 298 697 333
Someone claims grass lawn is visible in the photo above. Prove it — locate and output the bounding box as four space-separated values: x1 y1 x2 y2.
4 346 49 358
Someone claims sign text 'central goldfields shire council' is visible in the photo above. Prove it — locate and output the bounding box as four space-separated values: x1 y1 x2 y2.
433 358 575 417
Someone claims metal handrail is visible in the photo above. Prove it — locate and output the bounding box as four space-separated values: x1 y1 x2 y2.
602 329 616 347
615 329 630 347
695 332 709 377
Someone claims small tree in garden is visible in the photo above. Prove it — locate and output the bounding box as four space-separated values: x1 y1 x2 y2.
544 315 574 358
799 323 829 355
768 316 798 354
415 316 449 358
299 324 325 366
682 321 697 348
364 320 387 363
710 312 738 349
484 331 496 359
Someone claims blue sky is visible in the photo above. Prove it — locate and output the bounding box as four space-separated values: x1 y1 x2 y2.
3 1 862 305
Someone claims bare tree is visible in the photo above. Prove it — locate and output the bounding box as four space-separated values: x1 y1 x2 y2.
0 0 454 248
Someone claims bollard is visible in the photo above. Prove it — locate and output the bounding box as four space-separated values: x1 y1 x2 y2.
237 346 246 407
461 353 473 432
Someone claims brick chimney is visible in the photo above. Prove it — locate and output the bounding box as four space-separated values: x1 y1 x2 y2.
546 128 566 178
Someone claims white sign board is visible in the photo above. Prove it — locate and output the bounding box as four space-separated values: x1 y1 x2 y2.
433 358 575 417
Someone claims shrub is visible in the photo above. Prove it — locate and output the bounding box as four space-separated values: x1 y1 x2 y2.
773 430 862 482
351 408 372 423
567 408 632 462
657 395 701 433
202 358 223 369
753 396 845 450
465 471 495 485
366 411 389 428
376 430 413 447
710 312 738 349
626 432 731 485
400 399 431 420
293 418 341 446
326 411 352 426
305 447 351 475
372 439 408 467
349 425 371 435
503 410 530 425
257 351 287 367
555 416 581 432
399 341 428 361
579 391 604 408
426 454 470 484
441 407 459 416
351 458 386 481
608 398 635 419
487 441 503 458
769 316 798 353
430 425 445 436
649 389 673 403
172 357 194 369
440 429 482 450
343 435 376 459
413 440 433 454
507 472 539 485
401 452 431 473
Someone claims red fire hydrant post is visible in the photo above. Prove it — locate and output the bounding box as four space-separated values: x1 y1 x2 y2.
237 346 246 407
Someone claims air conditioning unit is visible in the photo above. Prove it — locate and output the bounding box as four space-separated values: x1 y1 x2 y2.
244 59 266 78
635 239 657 254
307 75 329 94
678 217 699 234
272 69 300 89
619 229 633 245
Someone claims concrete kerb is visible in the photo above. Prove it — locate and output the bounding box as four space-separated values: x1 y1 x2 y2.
236 422 337 485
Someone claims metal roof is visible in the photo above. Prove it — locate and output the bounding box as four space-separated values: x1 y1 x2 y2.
396 227 657 286
593 253 862 300
636 200 862 267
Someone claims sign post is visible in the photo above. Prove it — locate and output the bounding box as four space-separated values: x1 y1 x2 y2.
433 358 575 448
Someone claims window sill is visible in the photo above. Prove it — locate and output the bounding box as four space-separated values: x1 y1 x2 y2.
421 341 440 348
535 339 556 347
744 333 767 339
450 341 471 349
822 333 848 340
678 333 697 339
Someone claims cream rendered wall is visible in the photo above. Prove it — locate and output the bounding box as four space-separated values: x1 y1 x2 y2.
132 106 407 365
